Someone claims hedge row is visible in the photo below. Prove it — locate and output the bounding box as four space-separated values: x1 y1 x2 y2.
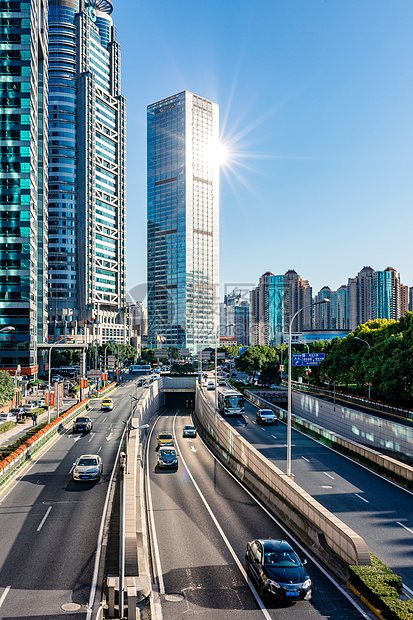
349 554 413 620
0 399 89 472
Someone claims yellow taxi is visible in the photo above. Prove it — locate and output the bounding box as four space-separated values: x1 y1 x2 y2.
101 398 114 411
157 432 174 447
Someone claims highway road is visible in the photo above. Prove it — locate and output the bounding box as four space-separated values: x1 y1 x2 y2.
0 381 135 620
146 408 373 620
203 379 413 597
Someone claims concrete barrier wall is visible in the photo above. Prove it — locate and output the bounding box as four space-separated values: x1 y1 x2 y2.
195 386 370 569
245 390 413 483
292 390 413 460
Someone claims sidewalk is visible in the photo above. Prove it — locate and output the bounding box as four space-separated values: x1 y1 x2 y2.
0 397 78 447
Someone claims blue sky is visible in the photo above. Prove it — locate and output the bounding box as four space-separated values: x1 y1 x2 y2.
115 0 413 301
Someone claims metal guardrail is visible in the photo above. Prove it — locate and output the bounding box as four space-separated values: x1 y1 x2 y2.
286 380 413 421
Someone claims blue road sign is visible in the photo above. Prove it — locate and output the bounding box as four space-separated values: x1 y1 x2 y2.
292 353 325 366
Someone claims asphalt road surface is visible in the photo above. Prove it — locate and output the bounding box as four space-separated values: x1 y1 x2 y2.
146 408 373 620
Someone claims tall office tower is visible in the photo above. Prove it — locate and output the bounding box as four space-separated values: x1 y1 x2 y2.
220 291 250 346
147 91 219 353
0 0 48 376
249 272 284 346
48 0 126 344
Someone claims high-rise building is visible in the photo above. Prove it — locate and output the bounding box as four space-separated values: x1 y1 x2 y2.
47 0 126 344
0 0 48 376
147 91 219 353
220 290 250 346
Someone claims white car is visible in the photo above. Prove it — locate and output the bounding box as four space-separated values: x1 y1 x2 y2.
207 382 215 391
72 454 103 482
0 412 17 424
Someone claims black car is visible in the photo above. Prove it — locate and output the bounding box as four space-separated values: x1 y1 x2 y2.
246 539 312 601
73 416 93 434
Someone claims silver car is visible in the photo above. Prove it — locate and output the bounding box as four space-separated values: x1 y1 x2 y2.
72 454 103 482
256 409 278 425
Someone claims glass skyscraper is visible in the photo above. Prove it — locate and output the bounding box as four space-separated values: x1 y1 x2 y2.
147 91 219 353
0 0 48 375
48 0 126 344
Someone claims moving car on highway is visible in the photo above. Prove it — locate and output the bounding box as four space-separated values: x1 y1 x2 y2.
256 409 278 425
73 416 93 433
246 539 312 601
157 447 178 469
157 432 174 447
207 381 215 391
101 398 114 411
72 454 103 481
182 425 197 438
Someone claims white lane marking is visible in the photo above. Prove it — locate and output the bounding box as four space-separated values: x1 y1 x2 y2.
323 472 335 480
271 434 277 439
73 435 81 442
0 586 11 609
105 431 114 441
397 521 413 534
88 433 95 442
102 417 107 423
173 415 272 620
69 463 75 474
86 430 125 620
200 441 371 619
190 446 198 453
97 446 102 454
37 506 52 532
355 494 369 503
146 413 173 596
404 583 413 598
301 456 310 462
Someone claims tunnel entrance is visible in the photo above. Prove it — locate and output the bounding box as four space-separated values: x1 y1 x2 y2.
164 392 195 408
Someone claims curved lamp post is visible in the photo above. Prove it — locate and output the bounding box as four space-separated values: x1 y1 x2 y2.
287 299 330 477
354 336 371 399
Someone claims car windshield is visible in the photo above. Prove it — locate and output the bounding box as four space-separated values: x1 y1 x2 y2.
159 434 172 440
76 418 89 423
78 458 98 466
184 426 195 430
264 551 300 567
261 411 273 416
160 450 176 456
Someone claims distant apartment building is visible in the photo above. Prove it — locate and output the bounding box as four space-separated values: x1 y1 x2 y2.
315 266 407 331
249 270 311 346
0 0 49 376
220 291 249 346
47 0 127 345
147 91 220 353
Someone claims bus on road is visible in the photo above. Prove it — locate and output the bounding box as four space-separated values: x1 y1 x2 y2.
130 364 152 375
218 389 244 416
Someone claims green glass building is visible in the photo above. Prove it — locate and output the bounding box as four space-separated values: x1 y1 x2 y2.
0 0 49 376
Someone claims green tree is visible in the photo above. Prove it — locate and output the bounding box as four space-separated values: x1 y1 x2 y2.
0 370 14 406
235 346 279 383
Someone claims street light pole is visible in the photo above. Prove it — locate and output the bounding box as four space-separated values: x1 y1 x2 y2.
354 336 371 399
287 299 330 477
